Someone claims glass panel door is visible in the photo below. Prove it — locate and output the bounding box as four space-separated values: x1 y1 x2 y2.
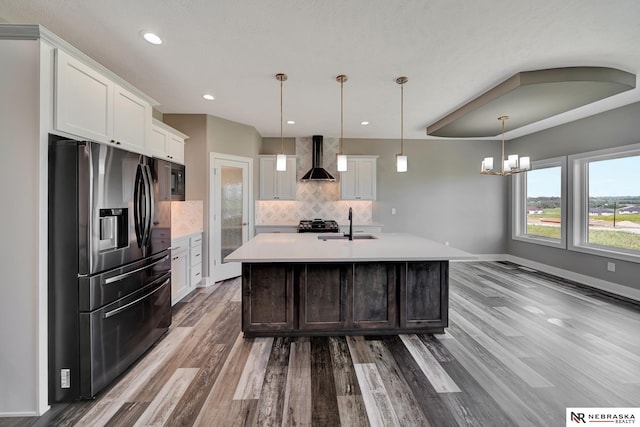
211 156 251 281
221 165 244 261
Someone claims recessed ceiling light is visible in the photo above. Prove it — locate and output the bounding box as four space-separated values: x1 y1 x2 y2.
141 31 162 45
361 121 369 126
202 94 215 101
287 120 295 125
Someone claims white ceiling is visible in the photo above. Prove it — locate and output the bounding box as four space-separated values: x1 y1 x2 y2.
2 0 640 140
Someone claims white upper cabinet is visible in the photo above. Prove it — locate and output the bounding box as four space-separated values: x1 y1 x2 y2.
340 156 377 200
112 85 150 154
54 49 151 155
259 156 297 200
149 119 187 164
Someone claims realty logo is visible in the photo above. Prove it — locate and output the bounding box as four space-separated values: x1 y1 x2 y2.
571 412 586 423
567 408 639 426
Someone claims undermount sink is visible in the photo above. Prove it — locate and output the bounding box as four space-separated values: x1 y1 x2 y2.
317 234 378 240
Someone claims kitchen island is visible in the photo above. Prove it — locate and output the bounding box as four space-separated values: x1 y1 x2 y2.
225 233 473 337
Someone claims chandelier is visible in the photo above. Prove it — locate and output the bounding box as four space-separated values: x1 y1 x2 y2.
480 116 530 176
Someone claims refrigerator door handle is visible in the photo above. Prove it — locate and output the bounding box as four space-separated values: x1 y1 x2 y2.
104 254 169 285
143 164 155 247
133 164 145 248
103 278 170 319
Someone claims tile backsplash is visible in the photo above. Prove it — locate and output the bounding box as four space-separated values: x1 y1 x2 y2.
171 200 204 238
256 136 373 225
256 199 372 224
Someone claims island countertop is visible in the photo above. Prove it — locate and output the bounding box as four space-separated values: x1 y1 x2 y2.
225 232 474 263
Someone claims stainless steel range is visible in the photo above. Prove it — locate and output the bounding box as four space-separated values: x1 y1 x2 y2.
298 219 340 233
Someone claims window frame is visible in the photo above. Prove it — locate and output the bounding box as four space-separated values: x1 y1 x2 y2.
512 156 567 249
568 142 640 263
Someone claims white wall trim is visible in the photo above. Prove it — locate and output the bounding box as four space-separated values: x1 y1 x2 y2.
505 254 640 303
0 411 40 418
453 253 506 262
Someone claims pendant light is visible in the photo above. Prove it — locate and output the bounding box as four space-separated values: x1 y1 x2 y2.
480 116 531 176
336 75 348 172
396 76 408 172
276 73 287 171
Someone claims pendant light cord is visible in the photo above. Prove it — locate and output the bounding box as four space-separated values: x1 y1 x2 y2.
340 79 344 154
400 82 404 155
396 76 408 156
280 78 284 155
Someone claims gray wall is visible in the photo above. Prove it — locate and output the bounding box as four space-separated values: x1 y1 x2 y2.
270 136 507 254
163 114 262 280
507 101 640 291
261 137 295 155
0 39 41 414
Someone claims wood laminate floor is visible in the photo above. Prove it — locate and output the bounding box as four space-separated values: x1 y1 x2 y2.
3 261 640 426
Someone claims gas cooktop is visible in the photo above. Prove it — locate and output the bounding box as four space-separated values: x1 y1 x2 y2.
298 219 340 233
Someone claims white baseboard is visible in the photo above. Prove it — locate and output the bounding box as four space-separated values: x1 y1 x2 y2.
0 411 40 417
452 253 506 262
504 254 640 303
197 276 215 288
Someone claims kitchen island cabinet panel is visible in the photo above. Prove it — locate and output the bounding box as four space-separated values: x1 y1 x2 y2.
242 261 445 336
352 263 397 329
401 261 448 328
298 264 349 330
242 263 295 332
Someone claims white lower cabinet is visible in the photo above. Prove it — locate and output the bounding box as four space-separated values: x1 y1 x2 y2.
190 234 203 287
171 237 189 305
171 232 203 305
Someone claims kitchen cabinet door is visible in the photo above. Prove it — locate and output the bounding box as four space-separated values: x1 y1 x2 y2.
148 125 168 158
112 85 150 154
55 49 112 143
171 245 189 305
400 261 448 329
259 156 297 200
242 263 295 332
55 49 152 155
167 134 185 165
340 156 377 200
189 233 203 288
149 120 186 164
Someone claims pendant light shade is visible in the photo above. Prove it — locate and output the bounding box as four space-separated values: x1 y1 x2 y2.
336 74 348 172
396 154 408 172
276 73 287 171
396 76 408 173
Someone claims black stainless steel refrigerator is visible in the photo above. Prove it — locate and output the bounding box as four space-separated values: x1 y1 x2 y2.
48 136 173 402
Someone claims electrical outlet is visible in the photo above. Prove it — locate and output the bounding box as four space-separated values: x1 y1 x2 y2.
61 368 70 388
607 262 616 272
445 241 450 246
391 208 396 215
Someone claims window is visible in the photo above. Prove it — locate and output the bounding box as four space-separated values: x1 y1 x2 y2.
569 143 640 262
513 157 566 248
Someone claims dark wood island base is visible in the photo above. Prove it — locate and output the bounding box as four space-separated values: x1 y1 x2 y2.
241 261 449 337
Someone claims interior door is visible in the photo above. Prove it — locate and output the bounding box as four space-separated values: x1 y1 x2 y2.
211 155 251 281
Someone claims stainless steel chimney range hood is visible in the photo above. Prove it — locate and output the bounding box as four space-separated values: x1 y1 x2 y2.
301 135 335 181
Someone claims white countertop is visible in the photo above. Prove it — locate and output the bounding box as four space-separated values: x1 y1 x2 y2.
225 233 474 263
